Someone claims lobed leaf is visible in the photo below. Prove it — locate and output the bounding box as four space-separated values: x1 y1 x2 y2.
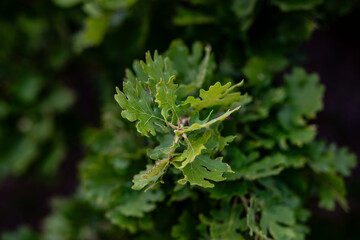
175 106 241 135
172 132 211 169
199 201 246 240
132 159 170 191
184 81 244 111
178 155 233 188
155 76 181 122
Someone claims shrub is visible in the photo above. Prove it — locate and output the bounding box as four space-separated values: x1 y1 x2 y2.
78 40 356 239
0 0 358 239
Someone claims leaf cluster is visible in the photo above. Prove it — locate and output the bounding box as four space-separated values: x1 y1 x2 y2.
0 0 358 239
78 41 357 240
0 3 76 181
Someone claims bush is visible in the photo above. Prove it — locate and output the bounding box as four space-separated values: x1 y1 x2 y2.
0 0 358 239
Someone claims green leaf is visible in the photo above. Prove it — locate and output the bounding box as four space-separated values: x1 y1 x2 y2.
244 190 309 240
115 51 181 136
261 205 297 239
281 67 324 126
308 141 334 173
231 0 258 18
171 211 199 240
184 81 243 111
2 226 39 240
308 141 357 177
317 173 348 211
141 51 176 93
272 0 323 11
199 201 246 239
155 76 181 122
288 126 316 146
147 134 179 160
243 56 288 86
115 190 164 217
169 184 197 203
132 158 170 191
114 83 164 137
41 87 75 112
205 134 237 152
176 106 241 135
80 119 141 207
208 181 247 200
166 39 215 89
100 0 138 9
106 210 137 233
231 153 286 180
74 14 109 52
178 155 233 188
173 7 216 26
81 153 123 206
173 132 211 169
52 0 82 8
83 2 103 17
42 198 109 240
330 144 357 177
16 75 43 103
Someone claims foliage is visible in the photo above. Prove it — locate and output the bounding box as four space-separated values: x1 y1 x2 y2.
0 0 358 239
0 2 76 181
52 0 357 61
79 41 356 239
1 226 39 240
1 196 126 240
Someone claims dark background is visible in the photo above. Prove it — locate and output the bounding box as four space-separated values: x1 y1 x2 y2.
0 6 359 240
303 7 360 239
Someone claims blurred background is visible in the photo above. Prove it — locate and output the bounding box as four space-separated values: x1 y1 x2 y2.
0 0 359 239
